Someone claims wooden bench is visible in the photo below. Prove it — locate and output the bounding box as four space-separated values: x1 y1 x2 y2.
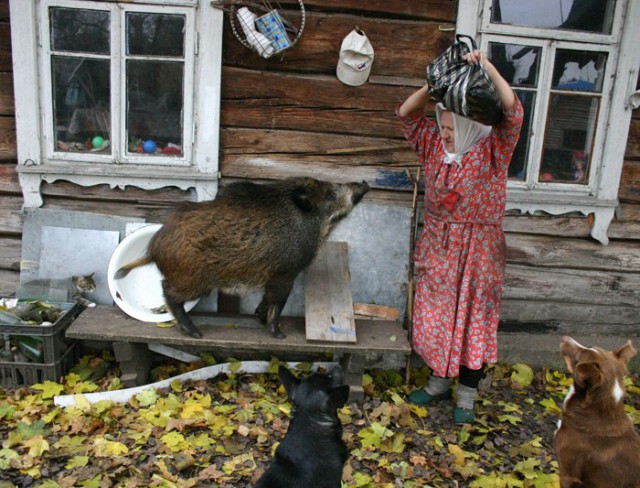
67 307 410 400
67 241 411 401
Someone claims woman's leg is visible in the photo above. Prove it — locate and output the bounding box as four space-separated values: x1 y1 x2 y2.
455 365 485 423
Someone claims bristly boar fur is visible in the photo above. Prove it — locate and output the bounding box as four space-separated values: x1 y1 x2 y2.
114 177 369 339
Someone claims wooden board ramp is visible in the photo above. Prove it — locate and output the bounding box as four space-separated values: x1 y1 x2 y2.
304 241 356 343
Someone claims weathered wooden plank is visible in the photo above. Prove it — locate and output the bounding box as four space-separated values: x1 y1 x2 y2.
222 12 453 80
0 22 12 73
354 303 400 321
40 180 192 205
620 159 640 203
221 67 421 138
222 127 412 158
67 305 411 355
501 299 640 335
503 263 640 307
42 198 172 223
0 162 19 192
0 73 14 116
625 118 640 159
0 236 20 271
502 213 591 237
299 0 456 20
0 195 22 234
304 241 356 343
0 116 16 160
0 268 18 297
506 234 640 272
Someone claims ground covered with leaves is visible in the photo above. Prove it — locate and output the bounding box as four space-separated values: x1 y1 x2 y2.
1 354 639 488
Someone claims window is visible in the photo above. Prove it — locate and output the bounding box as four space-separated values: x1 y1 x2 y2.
11 0 222 206
457 0 640 244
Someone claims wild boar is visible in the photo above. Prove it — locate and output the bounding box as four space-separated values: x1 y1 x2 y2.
114 177 370 339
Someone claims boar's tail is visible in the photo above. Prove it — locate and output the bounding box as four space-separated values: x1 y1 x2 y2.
113 256 153 279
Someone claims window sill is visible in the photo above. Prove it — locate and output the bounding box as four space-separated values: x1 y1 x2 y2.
17 162 220 208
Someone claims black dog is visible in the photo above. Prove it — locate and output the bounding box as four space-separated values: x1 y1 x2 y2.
254 365 350 488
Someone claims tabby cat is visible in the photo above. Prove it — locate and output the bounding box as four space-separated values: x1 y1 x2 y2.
19 273 97 308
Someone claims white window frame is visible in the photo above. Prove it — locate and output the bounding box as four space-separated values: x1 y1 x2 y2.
10 0 223 207
457 0 640 244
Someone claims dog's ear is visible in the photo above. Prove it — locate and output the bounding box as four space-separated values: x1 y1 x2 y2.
327 385 350 410
278 366 300 397
574 361 603 389
614 341 637 366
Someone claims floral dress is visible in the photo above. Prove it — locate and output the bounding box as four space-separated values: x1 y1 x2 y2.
397 99 523 377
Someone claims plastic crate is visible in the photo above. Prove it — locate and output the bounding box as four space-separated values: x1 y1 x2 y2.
0 302 84 387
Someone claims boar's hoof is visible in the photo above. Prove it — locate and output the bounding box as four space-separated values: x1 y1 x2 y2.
180 324 203 339
272 326 286 340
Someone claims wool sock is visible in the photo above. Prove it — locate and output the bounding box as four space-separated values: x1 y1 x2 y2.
456 384 478 410
424 375 451 396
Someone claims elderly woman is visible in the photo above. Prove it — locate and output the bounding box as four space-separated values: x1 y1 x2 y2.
397 49 523 423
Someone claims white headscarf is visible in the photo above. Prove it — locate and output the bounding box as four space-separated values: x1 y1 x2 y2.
436 103 492 165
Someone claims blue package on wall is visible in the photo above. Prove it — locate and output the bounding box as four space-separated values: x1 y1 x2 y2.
256 10 292 53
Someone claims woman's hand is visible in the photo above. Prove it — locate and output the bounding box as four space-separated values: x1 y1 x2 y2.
464 49 516 111
463 49 488 68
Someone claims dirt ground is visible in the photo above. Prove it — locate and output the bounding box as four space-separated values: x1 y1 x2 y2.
1 357 639 487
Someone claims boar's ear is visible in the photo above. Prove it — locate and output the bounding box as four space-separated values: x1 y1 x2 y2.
614 341 637 366
291 180 320 212
278 365 300 397
327 385 350 410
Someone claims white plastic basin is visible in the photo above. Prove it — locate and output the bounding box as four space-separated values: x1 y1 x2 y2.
107 224 199 322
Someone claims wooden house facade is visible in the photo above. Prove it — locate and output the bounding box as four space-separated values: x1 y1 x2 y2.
0 0 638 344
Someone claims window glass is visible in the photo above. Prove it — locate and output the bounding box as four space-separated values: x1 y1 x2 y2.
490 0 615 34
488 42 540 87
509 91 535 180
539 95 598 184
52 56 111 154
50 7 110 54
126 60 184 156
552 50 607 92
127 12 185 57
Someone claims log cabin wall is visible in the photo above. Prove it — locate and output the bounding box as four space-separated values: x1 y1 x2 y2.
0 0 638 337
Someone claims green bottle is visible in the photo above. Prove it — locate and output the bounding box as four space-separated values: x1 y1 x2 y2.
16 336 44 362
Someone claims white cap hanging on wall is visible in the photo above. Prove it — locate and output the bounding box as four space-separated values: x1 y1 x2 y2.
336 28 374 86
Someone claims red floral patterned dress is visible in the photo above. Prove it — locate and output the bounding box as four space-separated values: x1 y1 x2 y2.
398 99 523 377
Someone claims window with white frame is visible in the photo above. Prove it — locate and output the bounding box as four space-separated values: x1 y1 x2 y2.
457 0 640 244
10 0 222 207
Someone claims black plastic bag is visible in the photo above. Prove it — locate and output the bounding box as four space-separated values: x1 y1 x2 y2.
426 35 503 126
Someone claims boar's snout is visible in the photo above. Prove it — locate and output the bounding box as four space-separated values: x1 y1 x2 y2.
350 181 370 205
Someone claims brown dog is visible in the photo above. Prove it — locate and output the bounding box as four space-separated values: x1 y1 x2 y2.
555 336 640 488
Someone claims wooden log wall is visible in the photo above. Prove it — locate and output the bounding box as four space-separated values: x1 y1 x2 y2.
0 0 637 338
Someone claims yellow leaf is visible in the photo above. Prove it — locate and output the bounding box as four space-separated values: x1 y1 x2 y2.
540 397 563 415
161 432 189 453
447 443 466 466
65 455 89 469
93 438 128 457
23 436 49 457
511 363 534 389
156 320 177 328
32 381 64 399
170 379 183 392
73 394 92 412
136 389 159 407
